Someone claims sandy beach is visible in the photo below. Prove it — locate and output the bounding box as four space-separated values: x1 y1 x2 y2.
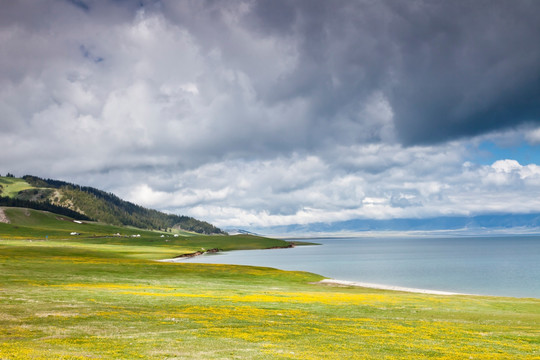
317 279 468 295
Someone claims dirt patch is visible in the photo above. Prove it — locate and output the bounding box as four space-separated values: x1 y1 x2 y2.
0 207 10 224
173 248 220 259
35 312 81 318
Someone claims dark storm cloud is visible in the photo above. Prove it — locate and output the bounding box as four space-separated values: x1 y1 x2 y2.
67 0 90 12
245 0 394 128
298 0 538 144
165 0 540 145
3 0 540 152
387 0 540 144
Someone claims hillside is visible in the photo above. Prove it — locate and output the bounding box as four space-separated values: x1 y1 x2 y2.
0 207 288 254
0 175 225 235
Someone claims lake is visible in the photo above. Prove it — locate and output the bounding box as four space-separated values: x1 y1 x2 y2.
182 235 540 298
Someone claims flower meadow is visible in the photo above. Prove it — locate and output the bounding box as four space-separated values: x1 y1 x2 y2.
1 239 539 359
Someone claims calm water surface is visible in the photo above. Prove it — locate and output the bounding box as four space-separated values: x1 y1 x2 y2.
183 235 540 298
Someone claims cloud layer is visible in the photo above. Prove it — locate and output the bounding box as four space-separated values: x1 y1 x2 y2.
1 0 540 229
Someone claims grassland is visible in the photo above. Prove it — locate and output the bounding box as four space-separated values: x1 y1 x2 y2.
0 177 34 198
0 207 290 259
0 207 186 241
1 208 539 359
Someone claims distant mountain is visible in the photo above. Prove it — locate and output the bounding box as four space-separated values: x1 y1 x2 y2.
247 214 540 236
223 228 260 236
0 175 225 235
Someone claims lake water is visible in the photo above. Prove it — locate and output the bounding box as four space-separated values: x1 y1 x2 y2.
182 235 540 298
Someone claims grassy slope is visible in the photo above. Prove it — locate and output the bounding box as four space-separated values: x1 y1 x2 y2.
0 177 34 197
1 175 225 234
0 207 160 240
0 208 539 359
0 207 290 258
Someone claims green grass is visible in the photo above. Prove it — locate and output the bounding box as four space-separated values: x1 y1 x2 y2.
0 207 290 259
0 207 539 359
0 207 161 240
0 176 35 198
0 239 538 359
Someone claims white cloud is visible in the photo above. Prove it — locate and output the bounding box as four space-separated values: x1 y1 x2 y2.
492 159 522 173
101 141 539 228
525 127 540 145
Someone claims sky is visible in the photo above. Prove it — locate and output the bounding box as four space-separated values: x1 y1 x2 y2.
1 0 540 230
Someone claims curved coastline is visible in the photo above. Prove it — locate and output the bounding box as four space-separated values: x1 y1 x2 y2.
158 252 470 296
158 237 540 298
157 243 295 263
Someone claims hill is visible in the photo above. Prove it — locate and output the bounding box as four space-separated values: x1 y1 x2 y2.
0 175 225 235
0 206 162 240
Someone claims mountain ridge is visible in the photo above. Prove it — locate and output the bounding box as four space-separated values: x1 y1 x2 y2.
247 213 540 236
0 175 225 235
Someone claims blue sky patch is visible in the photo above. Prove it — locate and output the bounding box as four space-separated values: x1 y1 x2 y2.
473 140 540 165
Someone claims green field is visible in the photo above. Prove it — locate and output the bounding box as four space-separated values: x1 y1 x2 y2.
1 207 539 359
0 207 176 241
0 207 290 259
0 177 34 198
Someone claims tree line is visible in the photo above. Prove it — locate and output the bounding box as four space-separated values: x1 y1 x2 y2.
0 196 92 221
22 175 226 234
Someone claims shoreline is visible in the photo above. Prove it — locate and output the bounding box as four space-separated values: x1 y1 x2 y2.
159 249 474 296
317 279 471 296
158 243 295 263
159 251 471 295
157 251 218 262
158 243 535 298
